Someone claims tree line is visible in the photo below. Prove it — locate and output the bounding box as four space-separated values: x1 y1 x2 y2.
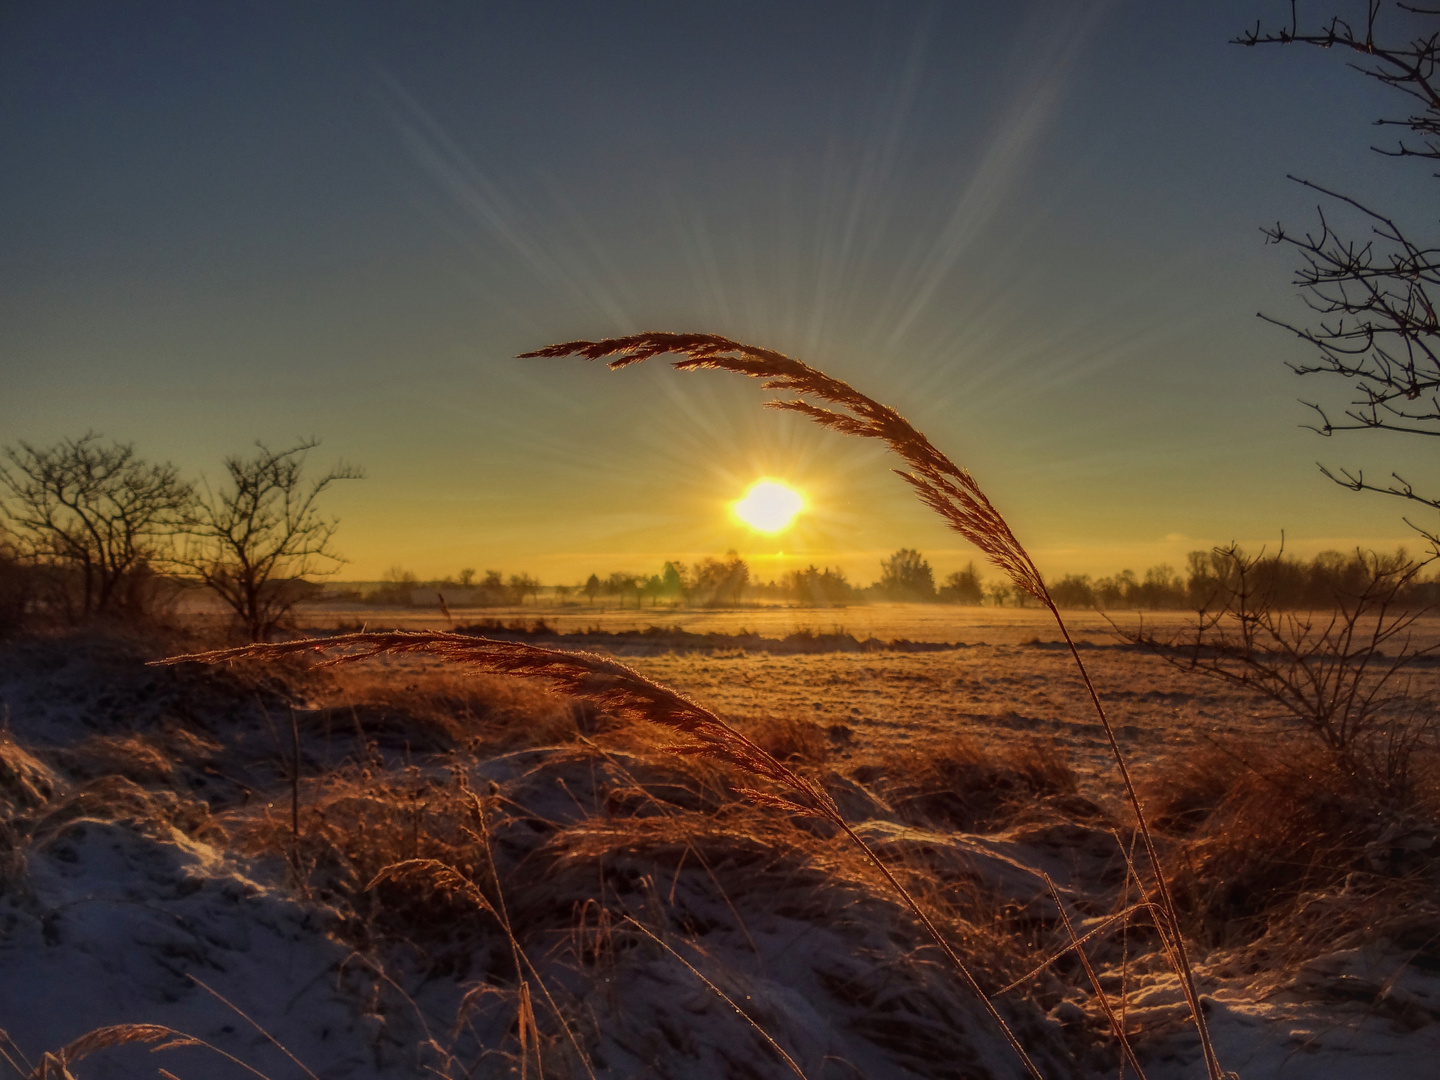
0 433 360 640
6 435 1432 642
366 544 1438 612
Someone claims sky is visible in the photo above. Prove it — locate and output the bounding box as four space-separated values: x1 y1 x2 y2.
2 1 1435 586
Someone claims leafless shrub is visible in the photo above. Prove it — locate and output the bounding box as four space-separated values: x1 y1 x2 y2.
1123 542 1440 803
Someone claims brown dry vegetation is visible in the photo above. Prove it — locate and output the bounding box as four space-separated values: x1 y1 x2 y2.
1 626 1438 1078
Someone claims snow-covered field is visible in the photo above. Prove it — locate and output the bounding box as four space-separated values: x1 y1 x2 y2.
1 624 1436 1079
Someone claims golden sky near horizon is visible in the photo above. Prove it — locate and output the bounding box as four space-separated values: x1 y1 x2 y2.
3 3 1432 585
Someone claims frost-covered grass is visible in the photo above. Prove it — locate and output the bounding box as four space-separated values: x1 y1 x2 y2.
1 627 1438 1078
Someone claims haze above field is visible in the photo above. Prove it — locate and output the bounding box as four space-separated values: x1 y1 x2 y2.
2 1 1432 582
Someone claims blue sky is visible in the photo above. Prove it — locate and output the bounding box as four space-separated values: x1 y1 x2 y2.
2 1 1433 583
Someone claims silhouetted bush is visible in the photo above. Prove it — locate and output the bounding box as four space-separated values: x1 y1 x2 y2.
1048 574 1094 609
784 564 855 605
692 550 749 606
938 563 984 604
877 548 936 601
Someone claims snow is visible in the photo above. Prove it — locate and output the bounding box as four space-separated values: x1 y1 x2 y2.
0 630 1436 1079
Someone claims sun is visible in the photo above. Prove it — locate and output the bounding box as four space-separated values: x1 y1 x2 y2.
733 479 804 533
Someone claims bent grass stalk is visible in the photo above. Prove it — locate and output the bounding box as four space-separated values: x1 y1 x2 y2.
20 1023 276 1080
519 332 1226 1080
621 916 811 1080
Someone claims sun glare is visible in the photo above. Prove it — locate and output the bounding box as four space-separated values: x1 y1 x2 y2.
734 479 804 533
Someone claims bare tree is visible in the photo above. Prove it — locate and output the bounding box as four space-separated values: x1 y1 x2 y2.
182 440 362 640
1237 4 1440 548
0 433 192 619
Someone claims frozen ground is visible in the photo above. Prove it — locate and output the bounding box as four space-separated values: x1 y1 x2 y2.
0 625 1436 1079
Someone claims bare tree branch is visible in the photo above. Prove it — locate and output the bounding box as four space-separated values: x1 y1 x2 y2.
177 440 362 640
1238 5 1440 548
0 433 191 619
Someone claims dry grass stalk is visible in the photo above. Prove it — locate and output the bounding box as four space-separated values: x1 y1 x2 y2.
365 777 598 1080
0 1029 29 1078
521 331 1224 1080
158 632 1048 1080
27 1025 186 1080
621 915 811 1080
187 974 320 1080
18 1023 277 1080
997 900 1162 996
1042 874 1144 1080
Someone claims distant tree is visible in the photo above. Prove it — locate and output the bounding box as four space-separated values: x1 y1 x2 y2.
457 568 476 587
0 433 192 620
692 551 749 607
1238 7 1440 553
604 571 641 607
878 548 936 602
1138 564 1184 609
1184 542 1432 611
181 440 361 640
553 583 573 604
641 574 665 607
367 566 419 606
938 562 984 605
986 581 1012 607
1094 569 1138 609
471 570 505 605
583 573 601 605
785 565 854 605
1048 574 1095 609
661 560 690 603
508 572 541 606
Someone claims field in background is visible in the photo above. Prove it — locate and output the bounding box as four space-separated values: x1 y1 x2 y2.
291 601 1440 789
297 601 1203 646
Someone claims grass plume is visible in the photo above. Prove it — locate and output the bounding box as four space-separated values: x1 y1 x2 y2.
520 332 1046 600
521 330 1225 1080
